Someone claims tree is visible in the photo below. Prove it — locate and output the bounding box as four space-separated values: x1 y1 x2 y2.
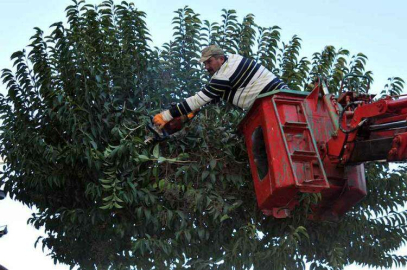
1 1 407 269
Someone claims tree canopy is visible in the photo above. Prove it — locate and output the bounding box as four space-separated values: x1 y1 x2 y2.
1 1 406 269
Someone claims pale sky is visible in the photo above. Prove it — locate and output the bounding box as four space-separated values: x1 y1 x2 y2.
0 0 407 269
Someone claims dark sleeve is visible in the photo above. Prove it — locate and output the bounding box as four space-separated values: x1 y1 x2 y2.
169 78 230 117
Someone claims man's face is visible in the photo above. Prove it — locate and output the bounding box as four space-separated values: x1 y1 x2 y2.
203 56 224 75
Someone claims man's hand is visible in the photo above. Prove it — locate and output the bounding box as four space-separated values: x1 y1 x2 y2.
153 110 173 129
153 113 166 129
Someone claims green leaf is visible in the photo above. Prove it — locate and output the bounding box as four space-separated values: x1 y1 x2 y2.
159 179 166 190
185 230 191 242
210 159 217 170
100 178 113 184
99 204 112 210
113 202 123 209
210 173 216 182
153 144 160 158
138 155 149 161
202 171 210 180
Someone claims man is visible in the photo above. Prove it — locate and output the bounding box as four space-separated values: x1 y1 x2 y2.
153 45 288 128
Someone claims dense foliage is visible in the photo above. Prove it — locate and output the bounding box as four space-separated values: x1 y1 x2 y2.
1 1 407 269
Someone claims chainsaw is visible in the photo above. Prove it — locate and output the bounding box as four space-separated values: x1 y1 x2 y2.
144 110 199 144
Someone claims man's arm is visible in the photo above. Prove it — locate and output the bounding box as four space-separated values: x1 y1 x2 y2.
169 89 219 117
153 80 229 127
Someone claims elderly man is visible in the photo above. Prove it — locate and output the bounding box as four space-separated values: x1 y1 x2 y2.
153 45 288 128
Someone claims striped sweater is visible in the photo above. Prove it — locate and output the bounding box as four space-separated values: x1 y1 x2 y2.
169 54 287 117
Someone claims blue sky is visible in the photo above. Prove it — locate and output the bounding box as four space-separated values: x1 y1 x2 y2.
0 0 406 269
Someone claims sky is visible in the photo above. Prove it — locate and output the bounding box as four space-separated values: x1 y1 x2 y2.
0 0 407 269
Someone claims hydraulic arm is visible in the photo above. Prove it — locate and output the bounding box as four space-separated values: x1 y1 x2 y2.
326 90 407 164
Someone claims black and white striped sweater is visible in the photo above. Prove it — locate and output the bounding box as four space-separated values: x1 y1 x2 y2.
169 54 287 117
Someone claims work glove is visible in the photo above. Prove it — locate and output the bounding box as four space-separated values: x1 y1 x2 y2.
153 110 173 129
